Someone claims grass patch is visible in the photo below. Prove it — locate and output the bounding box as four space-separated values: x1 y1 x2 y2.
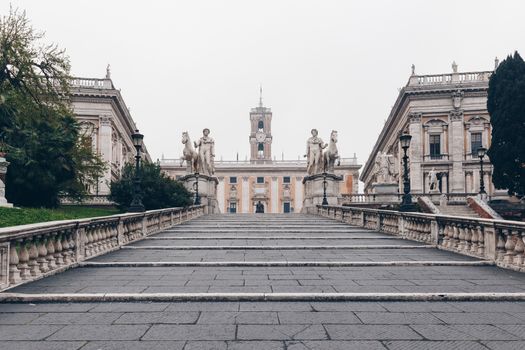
0 206 121 228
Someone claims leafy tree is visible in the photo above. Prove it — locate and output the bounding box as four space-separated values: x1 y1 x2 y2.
487 51 525 198
0 7 106 207
110 162 192 211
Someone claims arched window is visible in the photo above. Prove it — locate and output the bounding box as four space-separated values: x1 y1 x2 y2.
258 143 264 151
258 120 264 131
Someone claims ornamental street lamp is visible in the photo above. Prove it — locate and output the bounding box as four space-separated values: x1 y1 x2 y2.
322 172 329 206
194 172 201 205
477 147 487 195
399 133 416 212
128 129 145 212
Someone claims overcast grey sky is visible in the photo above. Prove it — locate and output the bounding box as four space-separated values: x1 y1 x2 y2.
3 0 525 166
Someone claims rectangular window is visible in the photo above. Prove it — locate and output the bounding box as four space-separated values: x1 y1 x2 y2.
471 132 482 155
429 134 441 159
229 176 237 184
257 177 264 184
283 176 291 183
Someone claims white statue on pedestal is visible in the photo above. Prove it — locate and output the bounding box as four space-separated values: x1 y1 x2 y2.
428 167 439 193
194 128 215 176
0 157 13 207
305 129 326 175
322 130 340 173
181 132 199 173
374 152 395 183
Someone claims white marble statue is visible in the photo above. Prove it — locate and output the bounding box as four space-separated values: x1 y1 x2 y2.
428 167 439 192
0 178 5 199
180 132 199 173
322 130 340 173
374 152 395 183
305 129 326 175
194 128 215 176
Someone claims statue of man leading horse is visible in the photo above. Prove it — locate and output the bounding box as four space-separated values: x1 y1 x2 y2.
305 129 340 175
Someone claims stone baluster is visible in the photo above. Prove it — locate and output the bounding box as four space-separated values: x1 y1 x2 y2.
69 233 77 262
61 234 71 265
458 225 466 251
451 225 460 249
496 229 507 262
9 244 21 284
503 230 516 264
45 237 57 270
477 225 485 256
441 223 450 247
87 229 95 256
470 225 479 254
17 240 31 280
36 237 49 273
463 225 472 252
28 239 41 277
513 231 524 266
53 235 64 267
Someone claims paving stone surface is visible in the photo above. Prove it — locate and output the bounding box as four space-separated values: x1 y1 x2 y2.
2 213 525 348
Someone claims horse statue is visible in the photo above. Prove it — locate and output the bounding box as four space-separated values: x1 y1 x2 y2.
181 132 199 173
322 130 340 173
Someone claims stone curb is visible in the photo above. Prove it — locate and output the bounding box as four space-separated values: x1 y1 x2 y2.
121 245 434 250
79 260 494 268
2 292 525 303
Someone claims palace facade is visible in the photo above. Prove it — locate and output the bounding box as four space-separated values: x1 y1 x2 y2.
160 97 361 214
360 62 496 196
69 70 151 201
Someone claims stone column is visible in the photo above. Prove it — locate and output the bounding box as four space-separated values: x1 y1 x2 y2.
271 177 279 213
217 177 225 213
408 113 423 193
98 116 113 195
241 177 250 213
294 177 303 213
449 110 465 192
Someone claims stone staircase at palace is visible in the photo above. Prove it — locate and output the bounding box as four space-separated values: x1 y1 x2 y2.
1 213 525 349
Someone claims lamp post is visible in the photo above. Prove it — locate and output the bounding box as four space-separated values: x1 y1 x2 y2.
128 129 145 212
322 172 329 206
194 172 201 205
477 147 487 195
399 133 416 212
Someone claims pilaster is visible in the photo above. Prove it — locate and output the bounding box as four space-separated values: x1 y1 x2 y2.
449 109 466 192
408 113 423 192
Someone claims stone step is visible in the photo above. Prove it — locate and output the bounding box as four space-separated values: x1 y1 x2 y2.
436 205 480 218
122 244 431 250
133 238 413 247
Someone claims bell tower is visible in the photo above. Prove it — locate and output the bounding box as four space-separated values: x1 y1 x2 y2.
249 86 272 162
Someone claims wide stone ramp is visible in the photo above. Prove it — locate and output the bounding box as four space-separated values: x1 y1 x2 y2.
2 213 525 349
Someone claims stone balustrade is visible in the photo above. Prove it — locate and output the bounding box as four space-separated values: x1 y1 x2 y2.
311 205 525 272
0 206 204 291
340 192 479 205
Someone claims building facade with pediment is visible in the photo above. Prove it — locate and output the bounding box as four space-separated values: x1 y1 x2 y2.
160 95 361 214
360 62 496 197
69 70 151 200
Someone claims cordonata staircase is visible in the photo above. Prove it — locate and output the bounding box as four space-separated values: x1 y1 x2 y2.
1 209 525 349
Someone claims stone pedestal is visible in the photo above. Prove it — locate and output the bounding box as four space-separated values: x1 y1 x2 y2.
0 157 13 208
180 174 220 214
302 173 343 212
370 182 399 203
